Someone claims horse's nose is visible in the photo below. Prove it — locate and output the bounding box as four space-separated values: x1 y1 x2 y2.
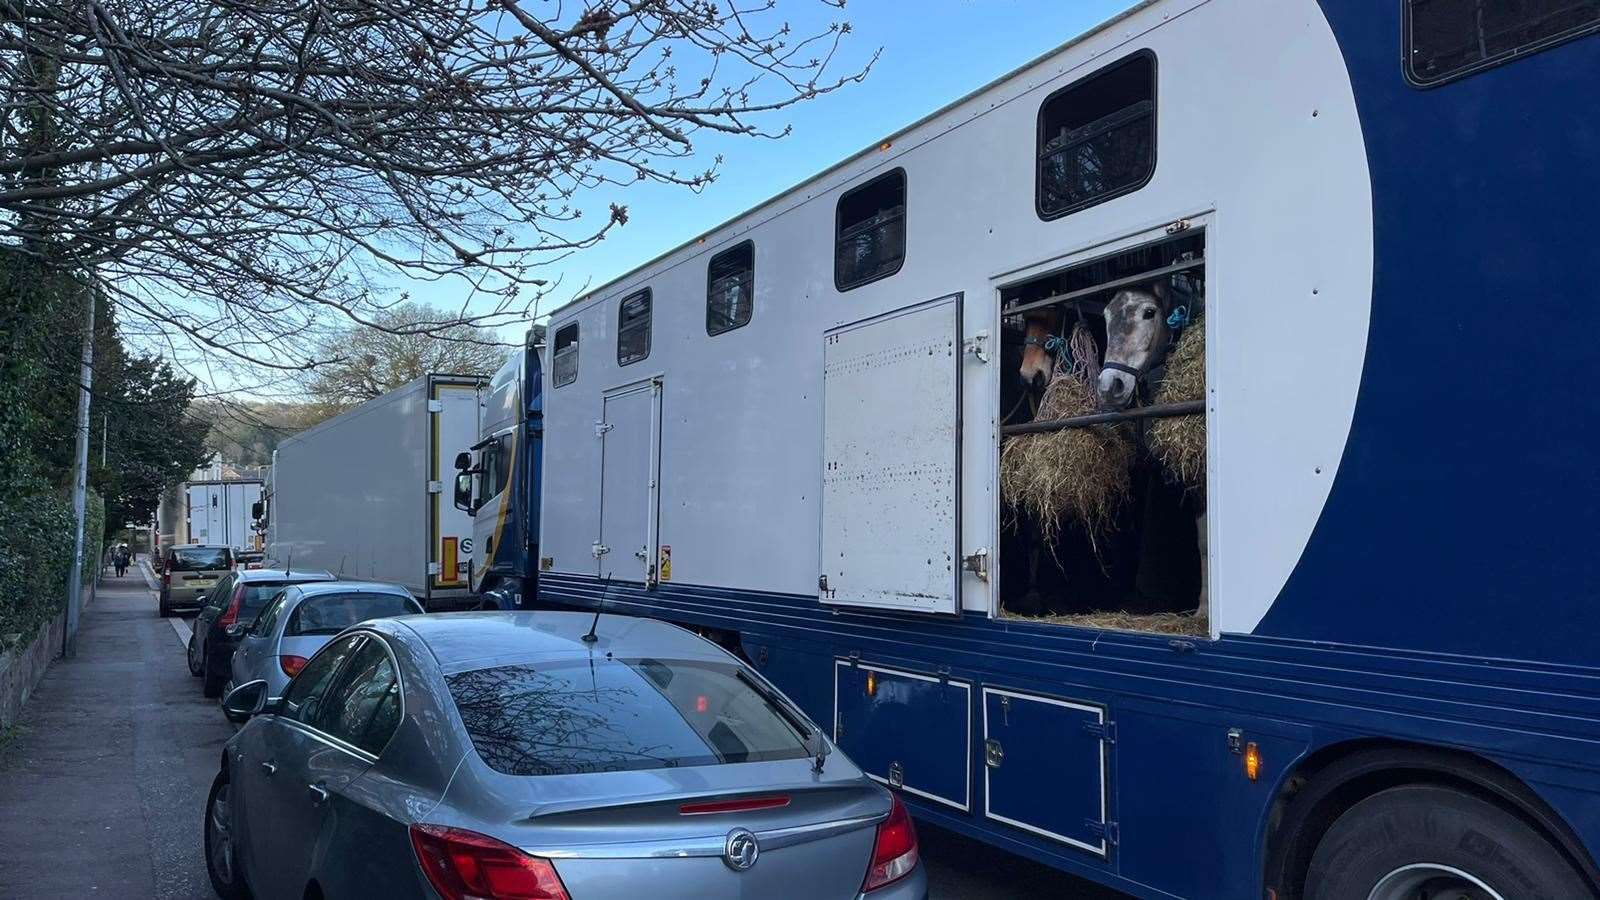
1028 369 1049 392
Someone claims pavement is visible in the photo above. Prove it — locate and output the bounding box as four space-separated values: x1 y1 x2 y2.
0 561 1122 900
0 563 231 900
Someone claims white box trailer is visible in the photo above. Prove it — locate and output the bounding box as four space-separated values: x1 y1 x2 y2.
267 374 484 608
185 480 263 550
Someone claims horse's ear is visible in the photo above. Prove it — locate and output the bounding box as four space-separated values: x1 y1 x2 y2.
1149 279 1168 305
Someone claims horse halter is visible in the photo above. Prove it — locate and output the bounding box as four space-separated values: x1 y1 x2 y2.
1021 333 1066 355
1102 304 1193 383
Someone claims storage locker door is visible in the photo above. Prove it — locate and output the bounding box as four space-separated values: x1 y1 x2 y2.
598 382 659 583
982 688 1110 857
834 661 971 811
819 295 960 614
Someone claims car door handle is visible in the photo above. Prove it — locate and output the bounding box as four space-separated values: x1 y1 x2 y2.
307 783 329 804
260 761 276 776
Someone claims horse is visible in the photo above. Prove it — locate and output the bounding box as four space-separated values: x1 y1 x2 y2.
1010 282 1207 622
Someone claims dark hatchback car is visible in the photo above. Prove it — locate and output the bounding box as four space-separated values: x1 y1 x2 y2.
188 568 334 698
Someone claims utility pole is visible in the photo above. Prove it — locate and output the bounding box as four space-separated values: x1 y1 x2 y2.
64 285 94 658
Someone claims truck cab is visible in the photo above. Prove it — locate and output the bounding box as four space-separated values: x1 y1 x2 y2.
454 327 544 608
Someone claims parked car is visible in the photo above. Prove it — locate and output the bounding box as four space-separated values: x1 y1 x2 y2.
228 581 422 700
208 612 925 900
237 550 267 570
189 568 336 698
158 545 234 618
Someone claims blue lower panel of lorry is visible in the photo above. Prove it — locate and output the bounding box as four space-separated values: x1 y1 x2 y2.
982 687 1109 857
833 660 971 811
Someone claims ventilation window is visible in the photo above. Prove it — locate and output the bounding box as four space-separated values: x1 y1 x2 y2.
1406 0 1600 86
1037 51 1156 221
617 288 651 366
552 323 579 388
835 169 906 292
707 241 754 335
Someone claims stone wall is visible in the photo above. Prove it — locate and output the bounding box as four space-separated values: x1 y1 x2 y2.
0 584 95 730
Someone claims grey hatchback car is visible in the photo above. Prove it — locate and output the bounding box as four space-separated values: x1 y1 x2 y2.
229 581 422 700
207 612 926 900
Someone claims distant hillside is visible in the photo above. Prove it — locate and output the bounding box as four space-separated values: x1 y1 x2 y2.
198 401 344 468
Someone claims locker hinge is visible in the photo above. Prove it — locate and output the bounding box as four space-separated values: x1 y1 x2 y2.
1086 820 1120 847
426 562 441 575
426 399 444 413
594 421 613 437
1083 719 1117 745
426 480 443 494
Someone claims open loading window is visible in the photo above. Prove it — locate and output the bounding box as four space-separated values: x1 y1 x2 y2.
997 231 1206 636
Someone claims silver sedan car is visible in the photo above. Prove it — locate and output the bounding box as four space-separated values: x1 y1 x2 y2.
228 580 423 698
206 612 926 900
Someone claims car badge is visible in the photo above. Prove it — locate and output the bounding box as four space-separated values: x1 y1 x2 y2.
722 828 759 872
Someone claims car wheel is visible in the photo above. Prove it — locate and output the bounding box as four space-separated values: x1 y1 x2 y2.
1304 784 1592 900
188 634 204 677
159 595 173 618
204 770 249 899
203 664 227 699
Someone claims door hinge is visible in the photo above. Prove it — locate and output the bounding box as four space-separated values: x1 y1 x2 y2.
594 421 613 437
592 541 610 558
964 329 991 364
1083 719 1117 745
984 738 1004 768
426 480 443 494
426 562 441 575
1086 819 1120 847
962 548 989 582
1165 218 1193 234
818 574 836 599
426 399 444 413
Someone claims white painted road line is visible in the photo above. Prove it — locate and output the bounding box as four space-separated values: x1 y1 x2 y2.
169 617 192 647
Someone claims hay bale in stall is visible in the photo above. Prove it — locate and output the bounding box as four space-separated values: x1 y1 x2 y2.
1148 313 1206 487
1000 371 1134 551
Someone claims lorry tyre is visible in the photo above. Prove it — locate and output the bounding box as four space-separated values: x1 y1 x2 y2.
1304 784 1593 900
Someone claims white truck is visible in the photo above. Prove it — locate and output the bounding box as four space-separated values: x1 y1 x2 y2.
265 374 485 609
184 480 264 551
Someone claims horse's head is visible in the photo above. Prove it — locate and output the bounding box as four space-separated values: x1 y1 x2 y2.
1018 308 1061 392
1098 284 1170 409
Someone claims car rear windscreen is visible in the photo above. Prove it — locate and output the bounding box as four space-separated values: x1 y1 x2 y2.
446 658 811 776
286 592 418 636
170 548 230 571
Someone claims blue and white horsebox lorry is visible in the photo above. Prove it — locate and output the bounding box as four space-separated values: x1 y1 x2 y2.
458 1 1600 897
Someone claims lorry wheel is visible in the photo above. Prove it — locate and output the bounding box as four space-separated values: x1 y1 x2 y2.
1304 784 1592 900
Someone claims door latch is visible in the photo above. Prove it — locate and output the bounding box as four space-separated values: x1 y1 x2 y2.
592 541 610 558
634 547 649 561
984 739 1004 768
965 330 990 364
962 548 989 582
594 421 613 437
888 761 905 789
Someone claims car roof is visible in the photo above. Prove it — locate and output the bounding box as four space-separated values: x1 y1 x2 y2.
371 611 730 675
170 544 231 551
294 580 413 597
236 569 334 583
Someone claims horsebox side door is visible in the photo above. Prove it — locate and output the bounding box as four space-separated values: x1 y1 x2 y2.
819 294 961 614
597 379 661 583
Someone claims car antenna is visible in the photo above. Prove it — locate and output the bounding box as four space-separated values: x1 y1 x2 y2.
284 551 292 577
581 575 609 644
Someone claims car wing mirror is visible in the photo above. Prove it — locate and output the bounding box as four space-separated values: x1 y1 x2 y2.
221 679 270 724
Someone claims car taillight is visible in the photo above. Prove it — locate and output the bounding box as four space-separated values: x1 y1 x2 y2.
279 655 308 677
862 795 919 892
217 583 247 628
410 824 570 900
162 570 170 587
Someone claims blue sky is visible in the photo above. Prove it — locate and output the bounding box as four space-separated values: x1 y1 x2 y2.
410 0 1143 338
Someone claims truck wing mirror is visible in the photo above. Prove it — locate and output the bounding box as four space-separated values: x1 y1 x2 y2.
453 472 475 515
454 451 471 471
250 500 263 520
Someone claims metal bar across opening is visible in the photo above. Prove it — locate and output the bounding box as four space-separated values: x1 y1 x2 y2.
1001 400 1204 436
1002 257 1205 319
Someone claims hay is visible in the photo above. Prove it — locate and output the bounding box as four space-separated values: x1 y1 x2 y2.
1001 607 1209 637
1000 371 1134 551
1149 314 1206 486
